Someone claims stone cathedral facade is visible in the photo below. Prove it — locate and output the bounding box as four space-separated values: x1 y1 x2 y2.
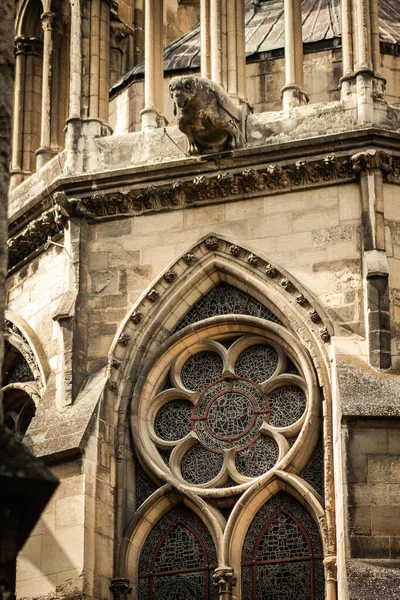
5 1 400 599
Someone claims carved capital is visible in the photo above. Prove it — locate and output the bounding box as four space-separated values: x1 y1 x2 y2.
130 311 144 324
118 333 130 346
212 567 237 598
183 252 197 264
24 37 43 56
351 149 393 175
147 289 160 302
40 12 56 32
164 270 177 283
247 253 258 266
110 578 132 600
323 556 337 583
14 36 27 55
230 244 240 257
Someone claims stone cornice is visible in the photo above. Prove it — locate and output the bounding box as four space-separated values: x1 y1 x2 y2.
64 154 356 220
7 139 400 273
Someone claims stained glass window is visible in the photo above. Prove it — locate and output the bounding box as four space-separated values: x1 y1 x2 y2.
148 334 311 486
235 344 278 382
154 400 192 441
269 386 307 427
173 283 282 332
138 506 218 600
241 492 324 600
180 351 223 392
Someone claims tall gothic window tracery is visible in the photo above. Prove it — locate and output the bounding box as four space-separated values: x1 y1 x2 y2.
149 332 308 487
131 281 326 599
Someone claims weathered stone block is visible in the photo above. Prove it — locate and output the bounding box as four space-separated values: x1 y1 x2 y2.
88 252 109 271
350 536 390 559
347 453 368 483
96 219 132 239
348 428 388 455
90 270 119 295
348 505 371 535
371 506 400 536
369 456 400 484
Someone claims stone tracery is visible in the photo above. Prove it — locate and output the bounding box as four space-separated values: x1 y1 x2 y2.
141 331 314 489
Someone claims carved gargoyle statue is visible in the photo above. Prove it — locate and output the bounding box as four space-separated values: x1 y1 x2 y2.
169 76 243 155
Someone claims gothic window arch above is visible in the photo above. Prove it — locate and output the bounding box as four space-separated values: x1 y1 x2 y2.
2 339 38 441
241 492 325 600
130 277 328 599
173 282 282 332
138 505 218 600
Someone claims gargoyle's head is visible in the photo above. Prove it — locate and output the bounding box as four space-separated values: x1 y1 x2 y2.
169 76 198 114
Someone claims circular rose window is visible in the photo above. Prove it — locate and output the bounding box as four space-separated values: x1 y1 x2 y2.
137 328 316 492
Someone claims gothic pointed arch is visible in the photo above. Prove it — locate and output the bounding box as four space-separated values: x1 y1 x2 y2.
105 234 335 599
2 312 49 441
121 485 223 596
240 489 325 600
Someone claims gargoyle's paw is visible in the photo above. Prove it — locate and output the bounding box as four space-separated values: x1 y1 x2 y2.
188 143 200 155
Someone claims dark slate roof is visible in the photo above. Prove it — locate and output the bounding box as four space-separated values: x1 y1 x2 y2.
111 0 400 95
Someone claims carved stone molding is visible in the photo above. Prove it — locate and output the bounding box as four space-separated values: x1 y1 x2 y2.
107 235 333 380
4 319 44 391
7 154 359 271
56 154 356 222
323 555 337 583
7 204 69 271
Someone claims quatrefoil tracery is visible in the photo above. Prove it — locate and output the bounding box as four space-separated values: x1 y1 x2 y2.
148 334 309 488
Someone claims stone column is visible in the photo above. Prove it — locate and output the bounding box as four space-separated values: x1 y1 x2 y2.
88 0 111 123
10 37 27 190
281 0 308 109
212 567 237 600
340 0 354 99
110 577 132 600
201 0 248 108
200 0 211 79
141 0 166 130
36 11 55 170
346 0 385 124
65 0 111 174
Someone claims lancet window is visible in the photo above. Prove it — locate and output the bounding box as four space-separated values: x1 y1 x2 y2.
241 492 325 600
138 505 218 600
